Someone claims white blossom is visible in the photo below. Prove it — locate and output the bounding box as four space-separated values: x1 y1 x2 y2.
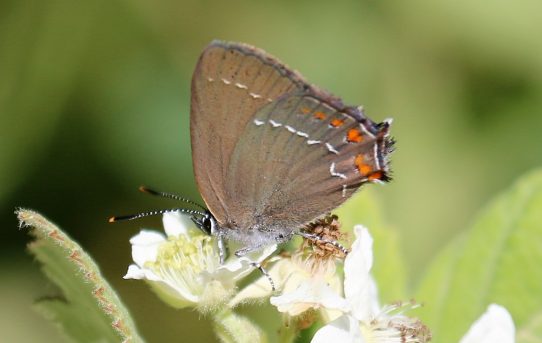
460 304 515 343
230 219 346 321
306 226 430 343
124 211 275 311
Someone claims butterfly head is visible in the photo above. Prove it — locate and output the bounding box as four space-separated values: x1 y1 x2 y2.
192 210 218 236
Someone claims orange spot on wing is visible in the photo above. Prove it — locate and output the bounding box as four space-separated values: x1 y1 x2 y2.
314 111 326 120
301 107 311 114
330 118 345 127
347 128 363 143
354 154 372 175
368 171 384 181
355 154 364 164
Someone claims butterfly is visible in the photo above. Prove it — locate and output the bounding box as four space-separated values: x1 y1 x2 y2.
111 40 394 264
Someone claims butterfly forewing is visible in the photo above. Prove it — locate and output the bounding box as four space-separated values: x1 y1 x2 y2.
190 41 308 224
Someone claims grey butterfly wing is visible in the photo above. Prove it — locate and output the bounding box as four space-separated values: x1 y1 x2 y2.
190 41 309 224
225 92 393 232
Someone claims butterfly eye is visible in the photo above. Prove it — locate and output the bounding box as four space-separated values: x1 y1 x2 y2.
197 216 209 234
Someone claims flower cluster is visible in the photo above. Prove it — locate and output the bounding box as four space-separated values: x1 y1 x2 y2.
124 212 516 342
235 225 431 342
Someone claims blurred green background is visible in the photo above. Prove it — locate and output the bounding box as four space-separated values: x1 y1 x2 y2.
2 0 541 341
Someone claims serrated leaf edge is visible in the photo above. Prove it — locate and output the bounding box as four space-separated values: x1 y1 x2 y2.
17 208 144 343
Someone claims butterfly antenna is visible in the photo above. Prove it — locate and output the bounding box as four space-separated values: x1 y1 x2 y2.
138 186 207 211
108 208 205 223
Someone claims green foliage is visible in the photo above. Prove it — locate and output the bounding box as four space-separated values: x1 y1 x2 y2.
3 1 542 340
0 1 94 206
17 209 144 343
336 188 407 303
517 309 542 343
416 170 542 342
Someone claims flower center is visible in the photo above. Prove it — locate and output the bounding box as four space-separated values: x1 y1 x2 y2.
301 214 347 261
361 302 432 343
145 233 220 298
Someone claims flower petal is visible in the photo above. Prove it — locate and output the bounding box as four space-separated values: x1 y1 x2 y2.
222 244 278 281
162 211 193 237
124 263 164 282
460 304 515 343
124 264 201 307
130 230 165 266
124 264 146 279
270 280 349 316
228 257 294 307
311 315 364 343
366 277 381 316
147 278 200 308
344 225 374 321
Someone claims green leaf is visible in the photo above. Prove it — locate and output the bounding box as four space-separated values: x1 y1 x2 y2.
17 209 144 343
416 169 542 342
336 188 407 302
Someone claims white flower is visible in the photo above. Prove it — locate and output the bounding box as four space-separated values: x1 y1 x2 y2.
124 211 276 311
230 251 344 315
460 304 515 343
230 219 346 321
301 225 431 343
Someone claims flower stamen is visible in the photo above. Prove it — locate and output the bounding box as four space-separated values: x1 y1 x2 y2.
300 214 348 261
363 301 432 343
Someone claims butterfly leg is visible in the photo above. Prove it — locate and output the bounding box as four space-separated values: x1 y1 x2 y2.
296 231 350 256
217 233 228 265
250 262 276 291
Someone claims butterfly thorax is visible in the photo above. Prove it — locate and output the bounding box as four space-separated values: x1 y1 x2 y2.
218 220 294 250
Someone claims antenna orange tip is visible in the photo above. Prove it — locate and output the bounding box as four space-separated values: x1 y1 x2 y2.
138 186 149 193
